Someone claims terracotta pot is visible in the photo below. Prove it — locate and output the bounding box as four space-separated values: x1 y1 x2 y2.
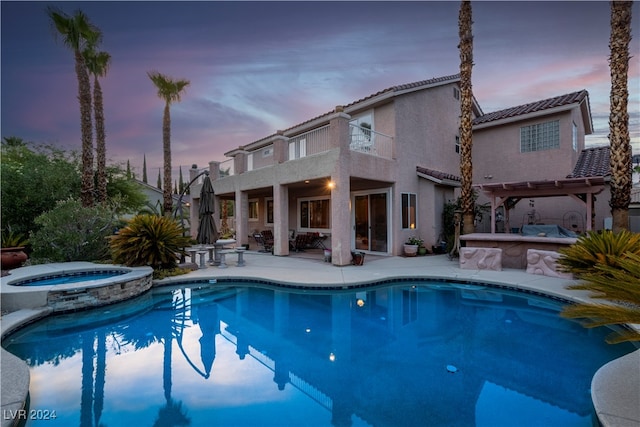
404 244 418 257
1 247 28 270
351 251 365 266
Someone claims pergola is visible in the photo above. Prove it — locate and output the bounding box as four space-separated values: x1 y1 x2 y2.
475 177 606 233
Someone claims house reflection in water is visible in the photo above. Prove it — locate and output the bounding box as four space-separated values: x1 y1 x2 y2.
5 283 634 426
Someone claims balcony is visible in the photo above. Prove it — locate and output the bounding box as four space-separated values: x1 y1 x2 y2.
239 121 394 173
348 124 393 158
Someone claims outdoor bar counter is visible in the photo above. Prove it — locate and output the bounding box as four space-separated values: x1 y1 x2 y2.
460 232 577 269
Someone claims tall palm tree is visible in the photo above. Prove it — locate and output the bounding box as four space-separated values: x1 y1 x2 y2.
84 48 111 203
458 0 475 234
48 7 101 207
148 71 190 215
608 1 633 232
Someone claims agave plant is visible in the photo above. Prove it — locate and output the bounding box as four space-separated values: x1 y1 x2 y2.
1 225 29 248
109 214 190 270
556 230 640 277
561 252 640 343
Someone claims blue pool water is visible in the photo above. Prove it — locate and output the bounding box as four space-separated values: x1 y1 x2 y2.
12 270 127 286
3 279 636 427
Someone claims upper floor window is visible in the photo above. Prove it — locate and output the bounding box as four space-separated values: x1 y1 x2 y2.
453 87 460 100
401 193 417 229
572 122 578 151
520 120 559 152
455 136 460 154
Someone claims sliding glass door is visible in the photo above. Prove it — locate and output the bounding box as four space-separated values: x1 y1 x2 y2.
353 191 389 253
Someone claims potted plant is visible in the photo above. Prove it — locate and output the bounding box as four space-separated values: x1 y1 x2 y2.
1 227 29 271
404 236 423 257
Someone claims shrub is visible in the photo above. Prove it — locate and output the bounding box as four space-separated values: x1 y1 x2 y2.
109 214 190 270
30 198 117 262
561 252 640 343
557 230 640 277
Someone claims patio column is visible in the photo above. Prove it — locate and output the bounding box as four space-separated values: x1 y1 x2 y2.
329 107 352 266
235 190 249 247
272 132 288 164
273 184 289 256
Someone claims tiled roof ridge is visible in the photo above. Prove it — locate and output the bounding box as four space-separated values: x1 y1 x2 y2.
473 90 588 126
566 145 611 178
416 165 461 182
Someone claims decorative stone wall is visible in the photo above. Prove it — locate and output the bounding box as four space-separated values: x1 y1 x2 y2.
526 249 573 279
459 247 503 271
47 275 153 312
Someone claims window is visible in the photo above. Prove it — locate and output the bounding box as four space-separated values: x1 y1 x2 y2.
572 122 578 151
401 193 417 229
299 197 330 230
247 153 254 171
248 199 258 221
266 198 274 225
453 87 460 100
455 135 460 154
262 147 273 157
520 120 560 152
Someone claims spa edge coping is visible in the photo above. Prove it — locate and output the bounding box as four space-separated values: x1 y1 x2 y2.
460 232 578 244
1 257 638 427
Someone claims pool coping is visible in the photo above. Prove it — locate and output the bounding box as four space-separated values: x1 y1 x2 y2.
1 254 638 427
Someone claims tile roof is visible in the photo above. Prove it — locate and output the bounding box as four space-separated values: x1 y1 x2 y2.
416 166 461 182
343 74 461 109
566 146 610 178
473 90 589 126
241 74 463 148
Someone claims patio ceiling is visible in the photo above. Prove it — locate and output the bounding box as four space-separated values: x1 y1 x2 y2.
475 177 607 232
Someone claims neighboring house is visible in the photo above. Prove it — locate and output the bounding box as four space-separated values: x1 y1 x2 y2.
191 74 484 265
472 91 597 233
190 75 600 265
132 179 188 218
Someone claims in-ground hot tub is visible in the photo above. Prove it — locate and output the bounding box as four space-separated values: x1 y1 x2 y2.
0 262 153 313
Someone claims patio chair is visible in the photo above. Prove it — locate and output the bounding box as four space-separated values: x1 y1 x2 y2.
253 233 273 253
292 233 310 252
262 230 274 246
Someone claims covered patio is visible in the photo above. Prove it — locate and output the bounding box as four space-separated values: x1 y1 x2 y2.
460 177 606 269
476 176 606 234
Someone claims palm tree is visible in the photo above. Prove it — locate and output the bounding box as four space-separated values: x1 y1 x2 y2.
458 0 475 234
608 1 633 232
148 71 190 215
48 7 102 207
84 48 111 203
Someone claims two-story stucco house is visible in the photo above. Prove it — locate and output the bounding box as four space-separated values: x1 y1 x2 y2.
190 74 596 265
190 74 485 265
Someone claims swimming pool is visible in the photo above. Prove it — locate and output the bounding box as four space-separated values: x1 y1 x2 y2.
3 279 636 426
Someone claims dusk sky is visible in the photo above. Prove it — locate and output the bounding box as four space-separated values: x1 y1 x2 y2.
2 1 639 183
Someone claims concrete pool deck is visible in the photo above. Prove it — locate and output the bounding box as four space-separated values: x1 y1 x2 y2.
1 253 638 427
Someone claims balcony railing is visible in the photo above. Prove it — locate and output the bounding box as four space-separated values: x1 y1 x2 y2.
218 158 235 178
349 124 394 159
288 125 331 160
